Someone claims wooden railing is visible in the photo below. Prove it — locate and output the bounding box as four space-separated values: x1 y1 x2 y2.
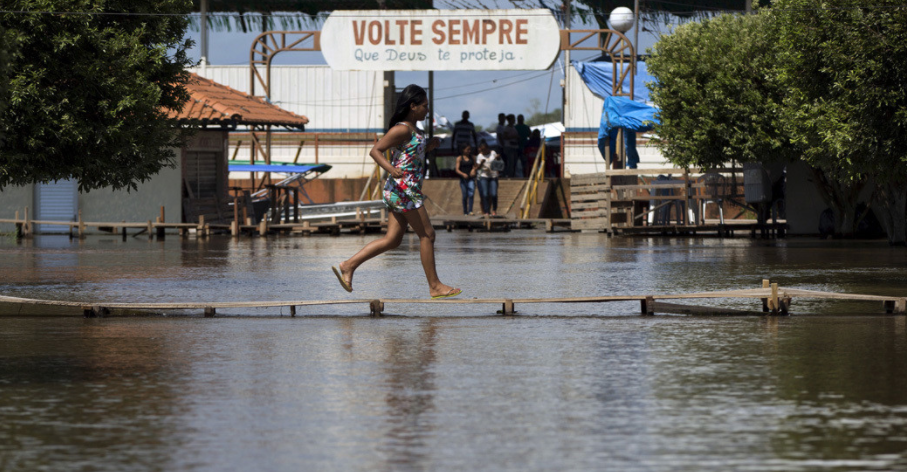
520 145 547 219
570 167 745 230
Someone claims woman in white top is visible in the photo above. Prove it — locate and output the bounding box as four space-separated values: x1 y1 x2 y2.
475 140 501 216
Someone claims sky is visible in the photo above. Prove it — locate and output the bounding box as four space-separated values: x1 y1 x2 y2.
183 3 664 131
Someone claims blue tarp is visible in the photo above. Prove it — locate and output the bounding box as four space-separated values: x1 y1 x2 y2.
573 60 654 103
572 60 659 169
228 163 331 174
600 96 658 169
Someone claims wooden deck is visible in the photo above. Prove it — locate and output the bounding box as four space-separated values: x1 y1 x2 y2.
610 222 788 238
438 216 574 233
2 281 904 318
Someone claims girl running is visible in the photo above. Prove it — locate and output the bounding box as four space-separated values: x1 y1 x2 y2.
332 85 462 300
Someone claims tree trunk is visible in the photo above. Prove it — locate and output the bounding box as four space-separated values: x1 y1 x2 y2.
809 166 866 237
874 181 907 245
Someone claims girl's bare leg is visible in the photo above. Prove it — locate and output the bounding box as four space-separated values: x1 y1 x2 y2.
402 206 459 297
338 212 406 287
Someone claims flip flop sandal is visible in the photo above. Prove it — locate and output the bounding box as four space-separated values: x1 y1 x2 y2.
431 288 462 300
332 266 353 293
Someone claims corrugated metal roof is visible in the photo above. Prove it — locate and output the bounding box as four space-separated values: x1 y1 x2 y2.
169 73 309 128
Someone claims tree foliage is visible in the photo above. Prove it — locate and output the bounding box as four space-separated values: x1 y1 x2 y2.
571 1 755 30
0 27 13 148
187 0 433 32
0 0 195 192
770 0 907 242
645 2 907 242
645 12 795 169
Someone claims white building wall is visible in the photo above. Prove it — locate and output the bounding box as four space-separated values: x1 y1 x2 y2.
0 147 183 233
79 149 183 225
191 65 385 133
191 65 386 178
565 64 604 134
0 185 33 233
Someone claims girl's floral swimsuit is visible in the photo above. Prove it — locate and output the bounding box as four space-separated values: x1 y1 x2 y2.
382 123 427 213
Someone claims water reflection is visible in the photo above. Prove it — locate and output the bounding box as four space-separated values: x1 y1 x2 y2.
379 320 438 470
2 234 907 470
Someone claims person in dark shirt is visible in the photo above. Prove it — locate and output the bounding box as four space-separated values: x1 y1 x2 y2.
454 144 477 215
451 110 478 152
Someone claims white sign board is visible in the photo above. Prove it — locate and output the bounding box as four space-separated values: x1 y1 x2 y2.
321 9 561 71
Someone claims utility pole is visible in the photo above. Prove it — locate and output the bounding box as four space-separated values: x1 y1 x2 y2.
562 0 570 124
200 0 208 71
633 0 639 61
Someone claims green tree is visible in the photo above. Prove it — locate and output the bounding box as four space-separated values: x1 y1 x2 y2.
0 1 194 192
571 1 757 31
770 0 907 244
0 28 12 148
524 99 562 127
646 12 796 169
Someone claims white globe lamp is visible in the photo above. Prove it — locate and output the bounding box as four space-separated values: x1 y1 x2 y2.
609 7 635 33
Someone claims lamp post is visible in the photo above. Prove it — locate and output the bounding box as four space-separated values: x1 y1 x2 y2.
608 7 635 35
609 6 636 101
608 7 636 170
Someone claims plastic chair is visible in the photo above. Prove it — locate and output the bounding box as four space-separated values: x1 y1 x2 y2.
699 172 727 224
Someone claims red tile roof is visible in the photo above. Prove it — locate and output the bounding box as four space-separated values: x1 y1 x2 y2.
168 73 309 128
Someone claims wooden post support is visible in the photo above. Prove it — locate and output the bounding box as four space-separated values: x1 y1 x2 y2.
83 306 110 318
231 220 239 237
641 296 655 315
78 210 85 239
770 283 780 315
761 279 770 312
369 300 384 316
122 221 127 241
502 299 515 315
204 307 216 317
882 299 905 314
23 206 30 237
233 193 240 229
15 210 23 239
157 206 166 239
780 297 791 316
258 218 268 236
147 220 154 239
289 305 296 317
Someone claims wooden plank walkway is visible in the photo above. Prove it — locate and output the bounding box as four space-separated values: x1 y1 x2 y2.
2 281 904 318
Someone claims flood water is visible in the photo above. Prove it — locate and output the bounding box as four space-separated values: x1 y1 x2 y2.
1 232 906 471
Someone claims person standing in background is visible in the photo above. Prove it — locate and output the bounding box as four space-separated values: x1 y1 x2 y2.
515 114 531 177
475 140 501 216
451 110 478 152
454 144 477 216
502 114 520 177
494 113 507 156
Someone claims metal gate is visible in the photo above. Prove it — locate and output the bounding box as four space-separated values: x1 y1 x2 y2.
34 179 77 234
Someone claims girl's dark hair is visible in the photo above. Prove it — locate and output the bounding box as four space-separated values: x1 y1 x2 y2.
388 84 427 131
